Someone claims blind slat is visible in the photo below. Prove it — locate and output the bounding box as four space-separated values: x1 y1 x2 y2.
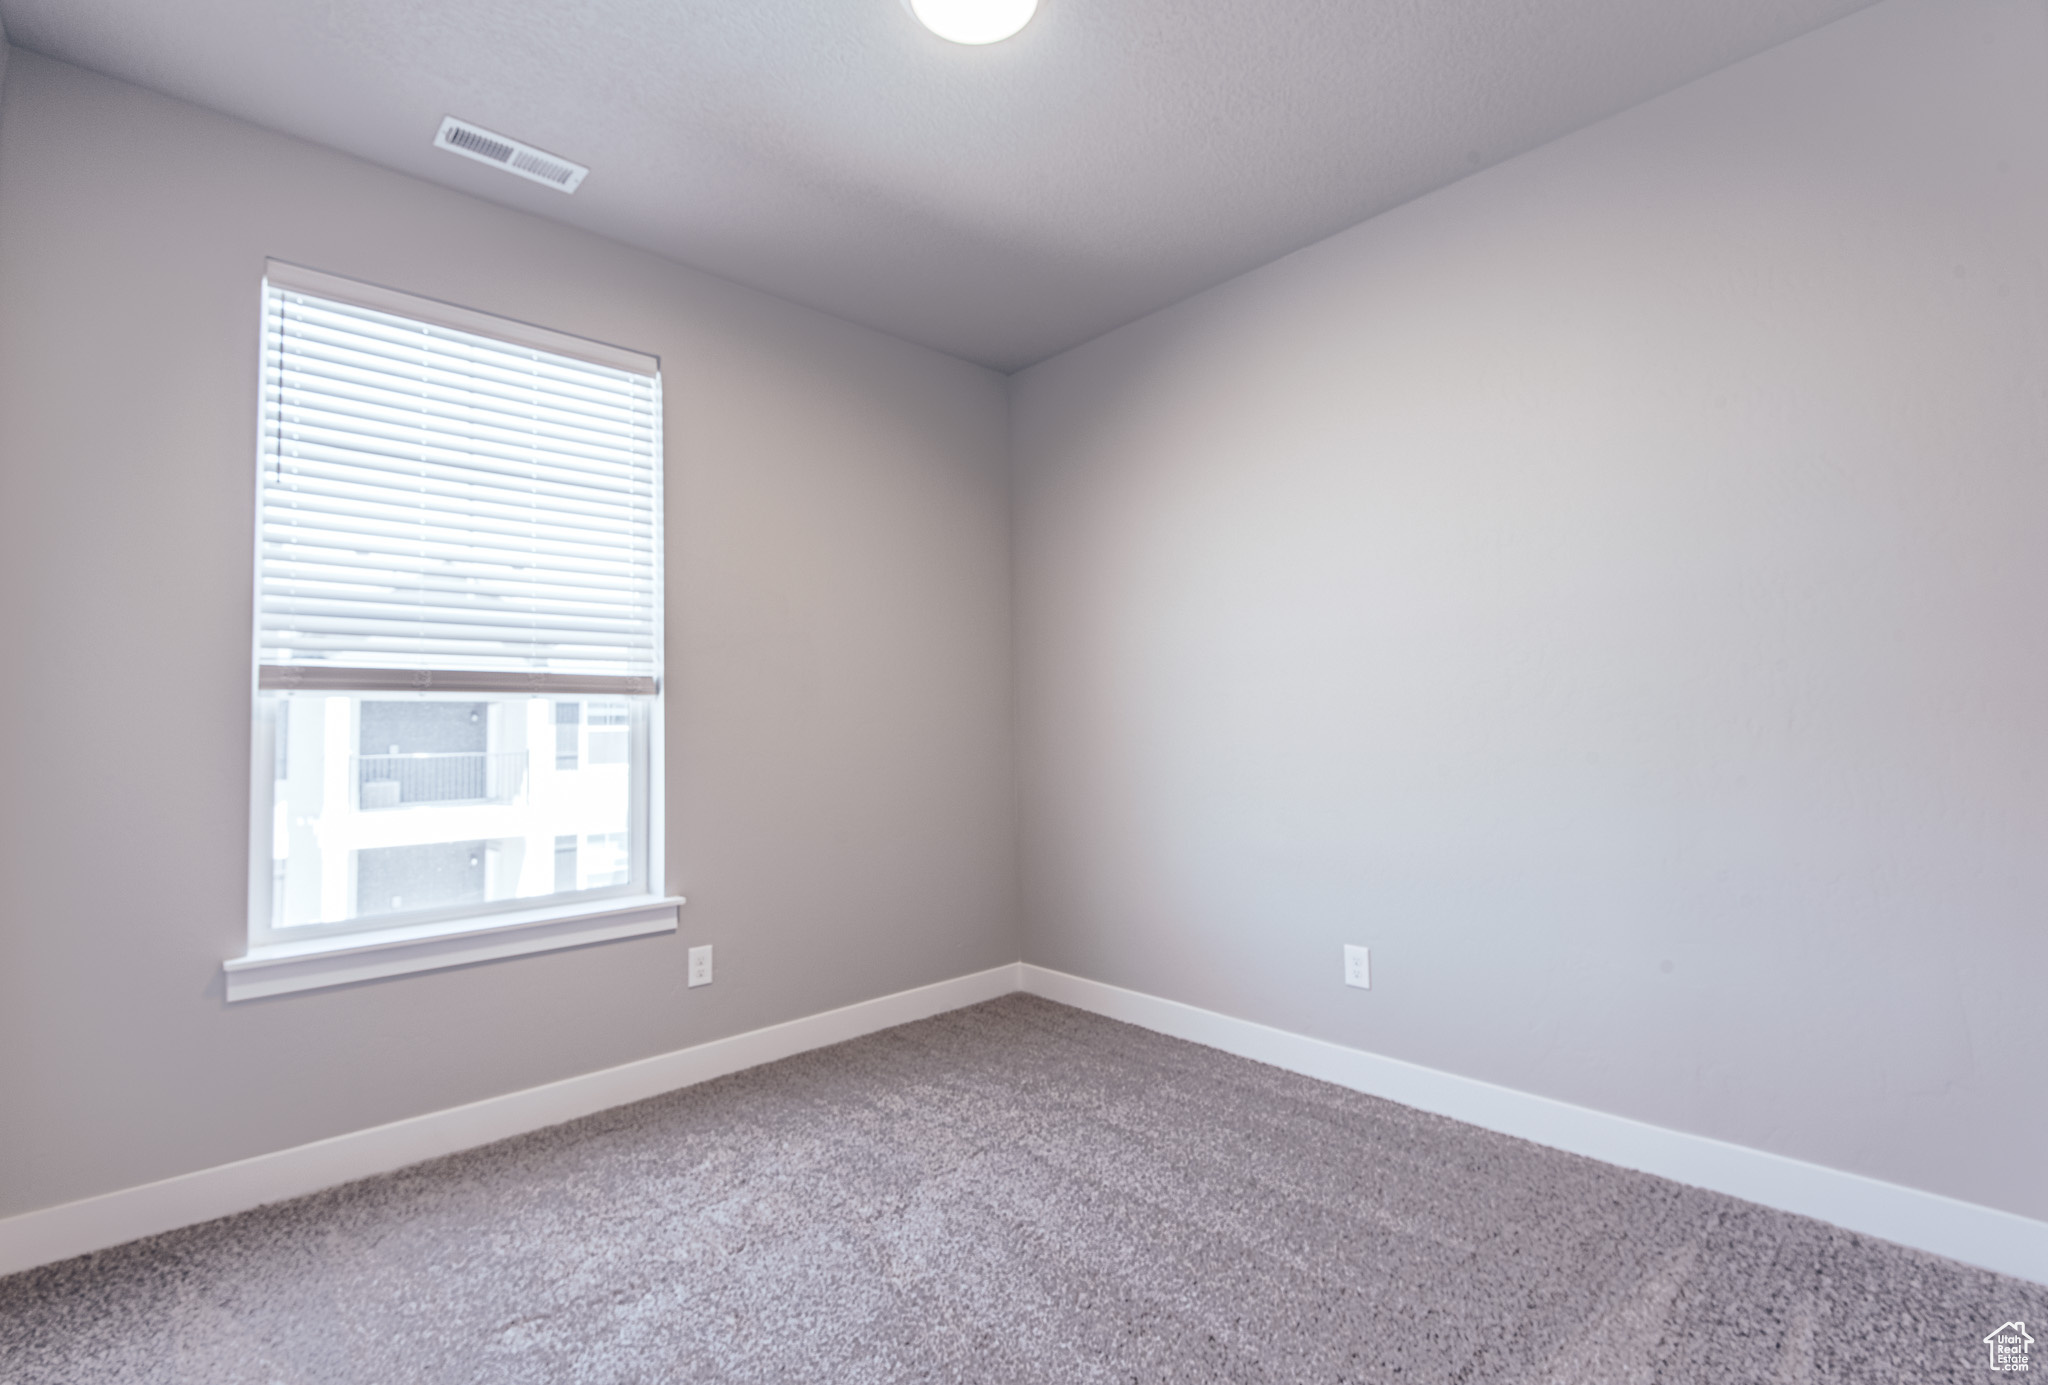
270 434 651 498
269 450 651 513
264 510 653 567
268 349 653 434
276 298 649 391
264 582 648 619
266 477 656 542
271 392 654 460
260 540 647 585
262 583 654 621
264 585 647 626
265 612 653 646
271 307 651 404
273 413 654 481
258 281 662 680
262 530 651 582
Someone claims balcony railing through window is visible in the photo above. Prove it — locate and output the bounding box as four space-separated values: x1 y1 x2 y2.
353 749 529 810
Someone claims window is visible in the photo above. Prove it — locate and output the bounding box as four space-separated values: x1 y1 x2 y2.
231 263 676 1001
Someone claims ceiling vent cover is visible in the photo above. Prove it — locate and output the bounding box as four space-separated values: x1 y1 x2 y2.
434 117 588 193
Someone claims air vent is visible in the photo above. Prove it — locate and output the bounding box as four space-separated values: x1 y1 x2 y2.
434 117 588 193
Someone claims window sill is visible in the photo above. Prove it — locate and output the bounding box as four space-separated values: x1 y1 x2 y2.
223 895 685 1002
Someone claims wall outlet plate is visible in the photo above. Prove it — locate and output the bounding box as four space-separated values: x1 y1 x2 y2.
688 944 713 988
1344 944 1370 989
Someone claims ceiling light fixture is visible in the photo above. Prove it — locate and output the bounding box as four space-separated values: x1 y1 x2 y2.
909 0 1038 45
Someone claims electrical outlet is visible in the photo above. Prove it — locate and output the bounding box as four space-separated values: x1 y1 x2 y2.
688 944 713 988
1343 944 1370 990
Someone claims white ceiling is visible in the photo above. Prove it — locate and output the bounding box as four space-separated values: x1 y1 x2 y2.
0 0 1876 370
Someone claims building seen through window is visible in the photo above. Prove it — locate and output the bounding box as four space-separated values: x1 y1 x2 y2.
269 694 641 927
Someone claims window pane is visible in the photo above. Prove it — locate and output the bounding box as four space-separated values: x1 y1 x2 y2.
266 690 642 930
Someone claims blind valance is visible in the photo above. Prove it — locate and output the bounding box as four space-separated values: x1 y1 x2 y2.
257 273 662 686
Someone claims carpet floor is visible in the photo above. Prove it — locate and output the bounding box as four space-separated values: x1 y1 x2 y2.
1 994 2041 1382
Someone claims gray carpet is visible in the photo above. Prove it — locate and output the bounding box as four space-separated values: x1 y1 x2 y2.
1 995 2040 1382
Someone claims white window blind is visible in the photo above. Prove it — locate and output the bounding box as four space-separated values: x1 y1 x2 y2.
257 267 661 694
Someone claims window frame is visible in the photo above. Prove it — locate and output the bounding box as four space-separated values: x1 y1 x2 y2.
231 263 678 1001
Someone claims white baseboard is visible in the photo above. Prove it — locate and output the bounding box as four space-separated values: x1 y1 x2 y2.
1018 964 2048 1287
8 959 2042 1289
0 963 1022 1279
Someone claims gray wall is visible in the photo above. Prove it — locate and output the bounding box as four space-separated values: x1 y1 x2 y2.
1011 0 2048 1222
0 52 1016 1219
